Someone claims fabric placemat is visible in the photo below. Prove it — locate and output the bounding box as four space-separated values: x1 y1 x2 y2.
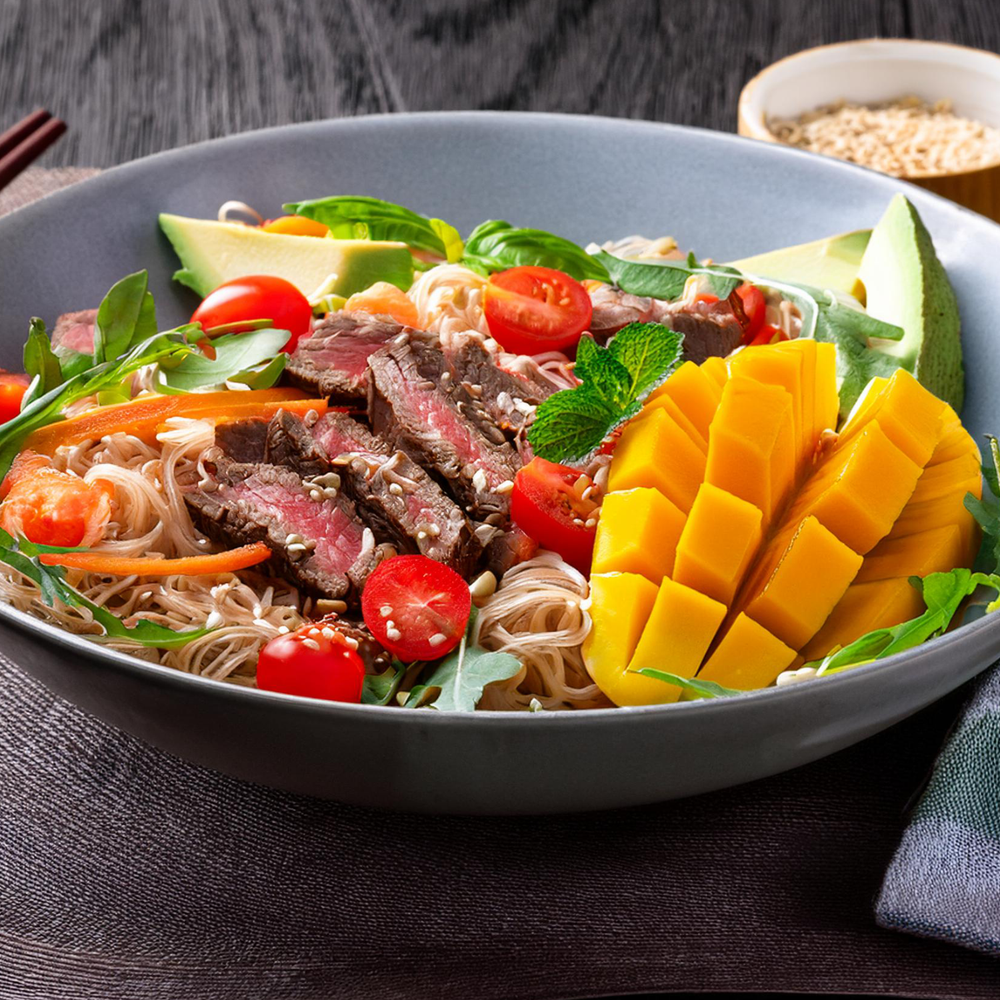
1 168 999 999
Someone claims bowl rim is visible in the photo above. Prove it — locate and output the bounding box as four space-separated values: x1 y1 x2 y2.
738 37 1000 180
1 108 997 725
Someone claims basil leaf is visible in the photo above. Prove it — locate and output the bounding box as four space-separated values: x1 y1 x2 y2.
153 327 290 393
284 196 463 261
632 668 741 699
462 220 610 282
591 249 743 301
361 661 406 706
405 607 522 712
0 531 215 650
22 317 63 408
92 270 155 364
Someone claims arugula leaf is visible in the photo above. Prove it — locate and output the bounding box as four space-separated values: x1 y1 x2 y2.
462 220 610 282
527 322 683 463
403 607 522 712
92 270 157 364
153 327 290 393
284 196 464 262
965 435 1000 574
632 668 741 699
0 531 215 650
22 317 64 408
361 660 406 706
0 330 195 480
591 249 743 301
806 568 1000 675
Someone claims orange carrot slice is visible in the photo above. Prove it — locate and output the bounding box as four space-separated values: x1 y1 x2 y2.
24 389 327 454
40 541 272 577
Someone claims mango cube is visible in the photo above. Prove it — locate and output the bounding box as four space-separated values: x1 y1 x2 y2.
698 613 798 691
628 578 727 703
639 390 708 451
592 487 686 582
857 524 965 584
929 406 979 466
674 483 763 605
647 361 722 442
909 452 982 506
700 355 728 388
730 344 806 461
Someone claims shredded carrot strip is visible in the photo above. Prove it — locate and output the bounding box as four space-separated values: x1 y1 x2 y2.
39 541 272 577
24 389 327 454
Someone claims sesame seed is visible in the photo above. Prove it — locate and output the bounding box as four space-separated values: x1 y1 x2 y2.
386 627 402 642
205 611 224 629
301 637 321 651
428 632 447 647
379 605 392 617
277 626 291 634
321 627 335 639
343 636 359 650
389 482 403 496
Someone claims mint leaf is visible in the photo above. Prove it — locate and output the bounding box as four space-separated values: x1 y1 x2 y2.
580 345 633 411
527 386 617 464
462 220 610 282
0 531 215 650
591 249 743 301
608 322 684 399
632 668 741 699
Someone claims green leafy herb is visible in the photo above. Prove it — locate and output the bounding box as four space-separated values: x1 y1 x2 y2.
964 434 1000 574
283 196 464 262
153 327 290 393
528 322 684 463
0 531 215 649
632 668 741 699
92 270 158 364
402 607 522 712
591 250 744 301
462 220 610 282
22 317 64 408
361 660 406 706
0 330 195 481
806 568 1000 676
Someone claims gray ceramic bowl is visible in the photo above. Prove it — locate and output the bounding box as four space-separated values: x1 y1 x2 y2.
0 112 997 815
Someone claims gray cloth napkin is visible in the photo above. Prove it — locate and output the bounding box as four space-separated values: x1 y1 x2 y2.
1 168 999 999
876 665 1000 956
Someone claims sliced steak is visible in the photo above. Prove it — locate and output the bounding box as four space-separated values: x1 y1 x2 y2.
51 309 97 355
185 458 391 602
367 333 522 524
587 285 654 341
285 311 403 406
651 298 744 364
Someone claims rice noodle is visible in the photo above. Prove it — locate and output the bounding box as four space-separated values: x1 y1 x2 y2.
407 263 489 336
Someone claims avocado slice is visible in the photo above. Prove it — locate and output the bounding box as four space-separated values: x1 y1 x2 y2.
729 229 871 302
856 194 963 411
158 214 414 302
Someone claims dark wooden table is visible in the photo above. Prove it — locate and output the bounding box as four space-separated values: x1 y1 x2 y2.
1 2 999 998
2 0 1000 169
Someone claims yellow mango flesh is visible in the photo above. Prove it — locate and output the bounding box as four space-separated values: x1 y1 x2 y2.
608 408 705 513
592 487 686 582
584 355 980 705
628 578 728 703
674 483 763 606
699 613 798 691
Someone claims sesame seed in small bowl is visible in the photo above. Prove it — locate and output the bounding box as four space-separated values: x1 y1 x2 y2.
738 39 1000 221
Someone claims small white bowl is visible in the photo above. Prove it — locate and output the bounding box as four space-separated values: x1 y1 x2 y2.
738 39 1000 219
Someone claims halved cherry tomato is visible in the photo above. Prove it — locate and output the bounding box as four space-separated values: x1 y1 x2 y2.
0 450 113 547
345 281 420 328
261 215 331 238
734 283 766 343
190 275 313 353
0 373 30 423
510 457 598 572
256 621 365 702
361 554 471 662
749 323 788 347
693 293 720 305
484 265 592 355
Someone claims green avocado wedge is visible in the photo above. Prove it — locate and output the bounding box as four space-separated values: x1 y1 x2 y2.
158 214 414 302
728 229 871 302
856 194 964 412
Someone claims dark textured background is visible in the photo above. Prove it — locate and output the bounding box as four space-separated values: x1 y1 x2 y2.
2 1 1000 997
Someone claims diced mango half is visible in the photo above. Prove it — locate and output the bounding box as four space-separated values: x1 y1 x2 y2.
592 487 686 581
674 483 763 606
801 578 926 662
699 613 798 691
609 408 705 513
584 349 981 705
628 578 727 704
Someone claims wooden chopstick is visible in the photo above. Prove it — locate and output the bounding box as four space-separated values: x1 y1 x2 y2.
0 109 67 192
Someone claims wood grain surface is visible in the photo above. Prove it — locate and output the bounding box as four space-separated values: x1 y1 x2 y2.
1 0 999 168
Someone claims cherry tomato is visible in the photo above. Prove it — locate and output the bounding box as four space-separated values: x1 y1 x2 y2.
345 281 420 327
0 373 29 423
510 457 598 572
734 283 766 343
0 450 113 547
749 324 788 347
190 275 313 353
361 554 471 661
256 622 366 702
261 215 330 237
693 293 720 305
484 265 593 355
